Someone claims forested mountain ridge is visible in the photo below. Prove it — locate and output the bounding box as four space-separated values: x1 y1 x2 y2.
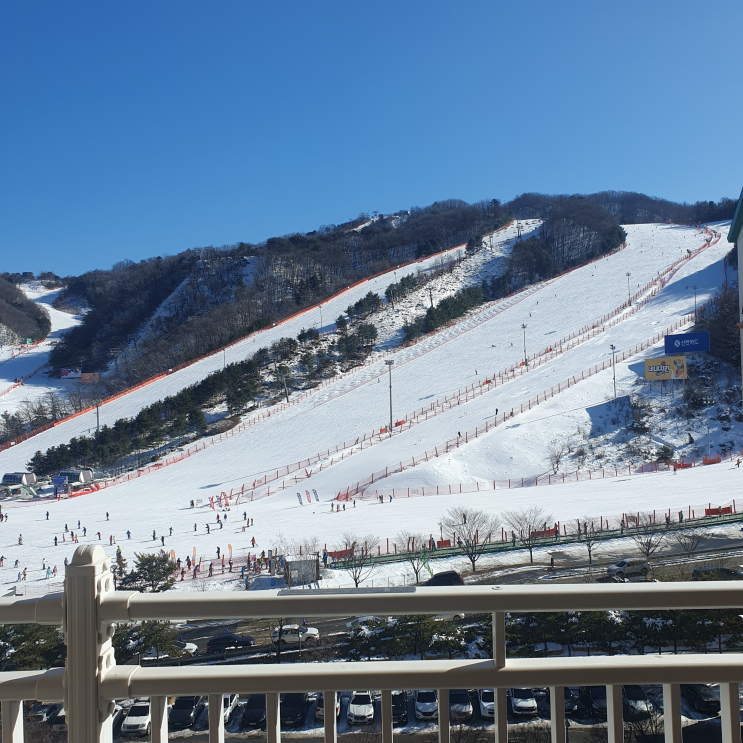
0 277 51 344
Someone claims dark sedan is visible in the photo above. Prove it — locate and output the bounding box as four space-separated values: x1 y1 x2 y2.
242 694 266 728
681 685 721 716
169 696 206 729
392 690 408 726
280 693 309 727
579 686 607 718
206 633 256 654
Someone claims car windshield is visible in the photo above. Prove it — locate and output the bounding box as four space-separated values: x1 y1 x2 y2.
173 698 197 709
591 688 607 700
392 691 405 704
449 690 469 704
699 686 719 699
616 560 627 567
481 690 494 703
173 641 186 649
417 691 436 703
512 689 534 699
624 687 645 701
247 695 265 709
129 705 149 716
283 694 305 705
353 694 372 705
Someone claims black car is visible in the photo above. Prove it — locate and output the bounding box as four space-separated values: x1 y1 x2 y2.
422 571 464 587
169 696 206 729
242 694 266 728
206 633 256 653
280 693 309 727
391 690 408 726
622 685 652 720
681 685 721 716
692 566 743 581
579 686 607 718
448 689 473 722
540 687 578 715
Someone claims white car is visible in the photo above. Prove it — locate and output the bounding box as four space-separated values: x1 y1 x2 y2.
347 690 375 724
143 640 197 660
121 698 151 736
315 691 341 720
414 689 438 721
346 616 379 629
478 688 495 719
271 624 319 645
509 688 538 717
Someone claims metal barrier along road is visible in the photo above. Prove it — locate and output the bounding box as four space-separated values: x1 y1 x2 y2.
1 545 743 742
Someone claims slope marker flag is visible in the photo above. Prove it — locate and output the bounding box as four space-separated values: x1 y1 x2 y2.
312 489 319 502
296 493 303 506
305 490 311 503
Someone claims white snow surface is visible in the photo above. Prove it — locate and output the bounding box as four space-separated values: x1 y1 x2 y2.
0 221 737 596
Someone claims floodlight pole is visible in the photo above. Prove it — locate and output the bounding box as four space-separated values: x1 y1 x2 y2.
521 323 528 366
626 272 631 306
610 344 616 399
319 304 323 335
692 285 697 320
385 360 394 436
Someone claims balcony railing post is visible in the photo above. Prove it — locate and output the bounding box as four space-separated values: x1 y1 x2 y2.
150 695 168 743
606 684 623 743
65 545 116 743
549 686 565 743
323 691 337 743
492 611 507 743
719 683 740 743
1 700 23 742
438 689 449 743
208 693 225 742
662 683 682 743
266 692 280 743
381 690 392 743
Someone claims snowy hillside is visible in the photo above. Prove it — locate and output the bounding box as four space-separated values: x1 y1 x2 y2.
0 220 737 597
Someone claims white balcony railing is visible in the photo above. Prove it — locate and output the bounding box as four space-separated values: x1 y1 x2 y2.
1 544 742 742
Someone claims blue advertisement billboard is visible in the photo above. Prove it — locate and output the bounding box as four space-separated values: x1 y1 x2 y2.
664 332 709 355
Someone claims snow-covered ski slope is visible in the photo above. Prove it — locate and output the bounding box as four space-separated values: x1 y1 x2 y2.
0 222 737 592
0 221 533 465
0 285 82 410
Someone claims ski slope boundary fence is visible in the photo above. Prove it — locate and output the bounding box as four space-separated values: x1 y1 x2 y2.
0 361 49 400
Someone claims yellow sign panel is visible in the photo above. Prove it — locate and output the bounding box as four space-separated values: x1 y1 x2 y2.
644 355 687 380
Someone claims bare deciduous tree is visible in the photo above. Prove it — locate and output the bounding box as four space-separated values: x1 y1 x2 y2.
440 506 500 573
673 527 708 557
579 517 601 565
503 506 554 564
337 532 379 588
396 530 429 583
548 444 565 473
631 513 666 561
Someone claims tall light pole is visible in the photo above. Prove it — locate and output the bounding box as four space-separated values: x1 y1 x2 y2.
385 360 394 436
626 272 631 306
692 285 697 320
521 323 528 366
610 344 616 399
319 304 323 335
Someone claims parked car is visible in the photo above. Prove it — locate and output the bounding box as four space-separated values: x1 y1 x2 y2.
414 689 438 721
49 707 67 732
32 703 61 722
681 684 721 715
448 689 473 722
280 692 309 727
347 690 375 724
607 559 649 578
622 685 652 720
121 698 151 737
508 688 538 717
271 624 320 645
315 692 340 720
579 686 608 718
143 639 198 660
478 688 495 719
538 687 578 715
391 690 408 725
692 566 743 581
168 696 206 729
206 633 256 653
205 694 239 723
422 571 464 586
242 693 266 728
346 616 380 629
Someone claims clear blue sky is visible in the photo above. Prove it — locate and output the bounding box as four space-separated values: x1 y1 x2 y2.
1 1 741 275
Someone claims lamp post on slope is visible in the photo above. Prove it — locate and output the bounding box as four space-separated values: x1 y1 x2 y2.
610 344 617 400
626 272 631 306
385 360 394 436
521 323 528 366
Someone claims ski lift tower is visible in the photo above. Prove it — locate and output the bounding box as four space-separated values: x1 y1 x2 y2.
729 186 743 407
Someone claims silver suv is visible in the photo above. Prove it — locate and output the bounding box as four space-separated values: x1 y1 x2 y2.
607 559 649 578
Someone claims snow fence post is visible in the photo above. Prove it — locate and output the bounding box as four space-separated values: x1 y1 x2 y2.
65 545 117 743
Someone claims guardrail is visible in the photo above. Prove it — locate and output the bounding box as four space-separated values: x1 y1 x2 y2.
0 545 742 742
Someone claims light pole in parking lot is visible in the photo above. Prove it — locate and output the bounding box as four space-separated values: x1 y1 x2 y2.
385 360 394 436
